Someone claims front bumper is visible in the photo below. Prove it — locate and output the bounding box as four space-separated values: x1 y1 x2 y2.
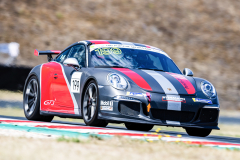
98 86 220 130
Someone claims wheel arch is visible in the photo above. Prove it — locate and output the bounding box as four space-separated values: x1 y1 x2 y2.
80 76 99 115
23 65 42 100
23 73 40 95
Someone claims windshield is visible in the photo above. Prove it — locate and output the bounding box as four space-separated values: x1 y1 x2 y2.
90 45 182 74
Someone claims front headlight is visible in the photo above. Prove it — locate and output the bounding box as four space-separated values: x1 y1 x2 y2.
201 81 216 98
107 73 128 90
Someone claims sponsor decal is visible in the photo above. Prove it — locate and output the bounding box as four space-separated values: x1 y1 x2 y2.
100 101 113 106
192 98 212 104
100 106 113 111
162 96 186 103
126 92 152 101
71 72 82 93
126 92 145 97
89 44 169 58
44 100 56 105
100 101 113 111
167 88 172 91
95 47 122 56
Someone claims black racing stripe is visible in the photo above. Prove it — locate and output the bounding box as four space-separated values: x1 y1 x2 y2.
107 40 122 44
133 43 147 47
160 72 189 95
133 69 165 93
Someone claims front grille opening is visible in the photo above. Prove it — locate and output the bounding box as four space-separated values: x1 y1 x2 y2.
199 108 219 123
118 101 140 117
193 109 201 122
151 109 195 123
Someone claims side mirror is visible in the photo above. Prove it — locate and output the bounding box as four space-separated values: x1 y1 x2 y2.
63 58 81 70
183 68 193 77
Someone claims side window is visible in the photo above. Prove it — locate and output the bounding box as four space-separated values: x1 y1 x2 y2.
67 45 86 67
55 48 71 63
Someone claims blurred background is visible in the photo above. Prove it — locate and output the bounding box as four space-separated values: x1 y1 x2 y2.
0 0 239 111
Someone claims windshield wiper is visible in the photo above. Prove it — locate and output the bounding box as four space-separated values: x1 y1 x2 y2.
94 65 129 68
137 68 164 72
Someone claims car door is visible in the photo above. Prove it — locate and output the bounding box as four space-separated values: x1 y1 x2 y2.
40 48 70 112
41 48 71 113
51 44 86 115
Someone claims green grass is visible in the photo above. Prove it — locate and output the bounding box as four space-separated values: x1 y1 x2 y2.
57 136 81 143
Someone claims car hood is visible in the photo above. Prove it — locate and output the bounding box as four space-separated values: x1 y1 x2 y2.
110 68 197 95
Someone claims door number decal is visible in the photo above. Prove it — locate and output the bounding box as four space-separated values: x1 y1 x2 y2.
71 72 82 93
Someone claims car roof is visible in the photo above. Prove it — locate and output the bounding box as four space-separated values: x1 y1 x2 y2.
83 40 161 50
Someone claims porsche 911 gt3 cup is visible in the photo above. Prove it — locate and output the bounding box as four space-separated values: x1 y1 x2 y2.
23 40 220 137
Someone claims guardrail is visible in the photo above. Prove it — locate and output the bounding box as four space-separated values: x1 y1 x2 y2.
0 65 31 91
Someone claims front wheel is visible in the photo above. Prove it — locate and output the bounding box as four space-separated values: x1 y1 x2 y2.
82 80 108 127
23 76 54 122
125 123 154 131
185 128 212 137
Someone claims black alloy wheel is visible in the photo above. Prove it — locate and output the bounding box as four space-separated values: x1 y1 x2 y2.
23 76 53 122
82 80 108 127
185 128 212 137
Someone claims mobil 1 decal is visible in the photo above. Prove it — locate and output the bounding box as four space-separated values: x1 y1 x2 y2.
100 100 113 111
71 72 82 93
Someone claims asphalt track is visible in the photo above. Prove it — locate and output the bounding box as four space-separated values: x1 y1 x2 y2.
0 115 240 147
1 100 240 124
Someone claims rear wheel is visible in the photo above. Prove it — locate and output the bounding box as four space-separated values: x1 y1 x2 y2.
23 76 54 122
125 123 154 131
82 80 108 127
185 128 212 137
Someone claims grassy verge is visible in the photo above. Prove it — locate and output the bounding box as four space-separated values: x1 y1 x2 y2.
219 110 240 117
0 135 240 160
0 90 23 101
1 107 240 138
0 108 24 117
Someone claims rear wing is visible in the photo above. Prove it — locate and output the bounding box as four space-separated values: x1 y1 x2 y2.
34 49 61 62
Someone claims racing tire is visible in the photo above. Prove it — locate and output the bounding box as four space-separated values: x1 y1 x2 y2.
185 128 212 137
125 123 154 131
23 76 54 122
82 80 108 127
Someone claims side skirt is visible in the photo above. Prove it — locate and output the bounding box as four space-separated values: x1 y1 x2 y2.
40 111 83 119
